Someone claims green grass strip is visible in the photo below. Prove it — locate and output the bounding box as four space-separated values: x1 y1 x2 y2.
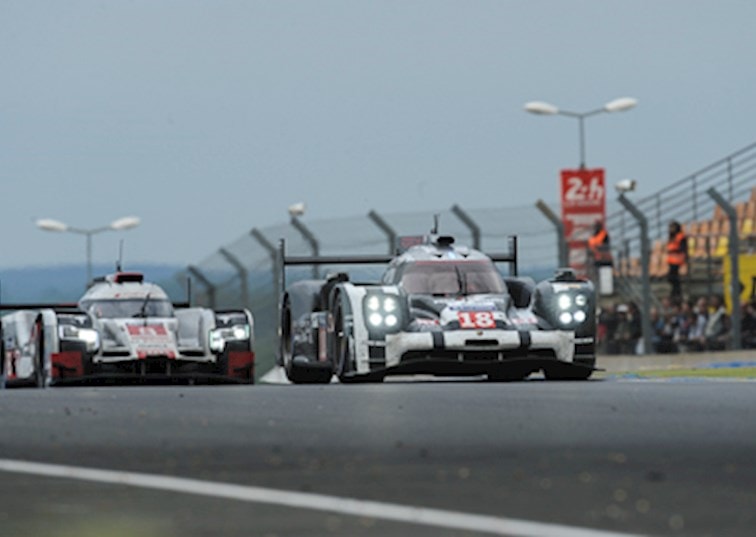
614 367 756 379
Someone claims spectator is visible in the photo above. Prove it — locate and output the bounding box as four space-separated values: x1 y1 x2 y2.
600 304 621 355
688 296 709 351
614 304 636 354
741 299 756 349
666 220 688 302
627 302 643 354
597 305 610 354
672 300 696 353
704 294 730 351
649 307 664 353
656 303 679 354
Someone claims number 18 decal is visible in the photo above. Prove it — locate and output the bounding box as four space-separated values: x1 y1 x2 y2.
457 311 496 329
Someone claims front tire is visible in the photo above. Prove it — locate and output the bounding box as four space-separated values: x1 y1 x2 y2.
333 300 356 383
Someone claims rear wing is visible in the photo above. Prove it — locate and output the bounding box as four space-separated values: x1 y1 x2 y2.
278 235 519 291
0 303 80 312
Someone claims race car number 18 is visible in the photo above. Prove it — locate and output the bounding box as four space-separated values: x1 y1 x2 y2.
457 311 496 329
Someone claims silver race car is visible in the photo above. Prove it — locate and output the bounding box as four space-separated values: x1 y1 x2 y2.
1 271 255 386
278 234 596 383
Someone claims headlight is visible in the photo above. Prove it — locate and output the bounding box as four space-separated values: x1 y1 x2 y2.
58 325 100 352
232 325 250 340
209 324 250 353
363 293 402 332
552 289 592 329
366 296 380 311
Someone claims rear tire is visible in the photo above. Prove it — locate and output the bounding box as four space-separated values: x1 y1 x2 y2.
286 361 332 384
33 318 48 388
281 296 331 385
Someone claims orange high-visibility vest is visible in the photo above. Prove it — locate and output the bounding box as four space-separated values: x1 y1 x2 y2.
588 228 608 253
666 232 687 266
588 228 612 264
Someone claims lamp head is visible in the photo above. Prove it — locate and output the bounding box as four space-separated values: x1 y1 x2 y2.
604 97 638 113
36 218 69 232
615 179 637 193
524 101 559 115
110 216 141 230
288 202 306 217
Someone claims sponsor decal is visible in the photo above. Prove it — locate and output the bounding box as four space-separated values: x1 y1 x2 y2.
126 324 176 359
127 324 168 336
446 302 497 312
137 350 176 359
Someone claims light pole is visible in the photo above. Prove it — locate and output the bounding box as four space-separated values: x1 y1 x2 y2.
36 216 141 285
287 202 320 278
524 97 637 169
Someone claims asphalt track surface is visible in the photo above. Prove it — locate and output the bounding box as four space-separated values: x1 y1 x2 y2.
0 378 754 537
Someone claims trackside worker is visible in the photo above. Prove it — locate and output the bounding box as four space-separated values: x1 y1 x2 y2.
666 220 688 301
588 220 613 266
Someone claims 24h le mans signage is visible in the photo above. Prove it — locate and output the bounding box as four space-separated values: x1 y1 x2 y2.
560 168 606 275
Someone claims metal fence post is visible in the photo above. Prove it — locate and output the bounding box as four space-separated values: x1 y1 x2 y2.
368 210 397 255
290 216 320 279
450 204 481 250
218 248 249 307
250 228 279 301
707 187 742 350
535 199 568 267
186 265 216 309
618 194 653 355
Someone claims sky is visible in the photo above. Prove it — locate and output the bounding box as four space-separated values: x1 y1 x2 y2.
2 0 755 269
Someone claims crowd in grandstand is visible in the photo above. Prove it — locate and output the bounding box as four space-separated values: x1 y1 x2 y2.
597 294 756 355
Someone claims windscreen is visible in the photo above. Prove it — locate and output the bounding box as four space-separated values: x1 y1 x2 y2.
399 261 506 296
83 299 175 319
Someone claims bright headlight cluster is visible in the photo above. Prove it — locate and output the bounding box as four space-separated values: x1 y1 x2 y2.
209 324 250 352
555 293 590 326
364 294 401 330
59 325 100 352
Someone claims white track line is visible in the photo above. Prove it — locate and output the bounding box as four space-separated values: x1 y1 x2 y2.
0 458 643 537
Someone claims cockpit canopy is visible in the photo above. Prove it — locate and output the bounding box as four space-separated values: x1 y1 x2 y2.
81 298 175 319
391 260 506 296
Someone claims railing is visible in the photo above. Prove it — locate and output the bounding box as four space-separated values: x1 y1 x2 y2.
607 141 756 254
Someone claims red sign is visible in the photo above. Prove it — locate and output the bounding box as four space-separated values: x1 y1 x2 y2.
560 168 606 274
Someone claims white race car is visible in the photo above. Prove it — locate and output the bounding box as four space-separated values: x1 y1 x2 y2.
1 271 255 386
278 234 596 383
